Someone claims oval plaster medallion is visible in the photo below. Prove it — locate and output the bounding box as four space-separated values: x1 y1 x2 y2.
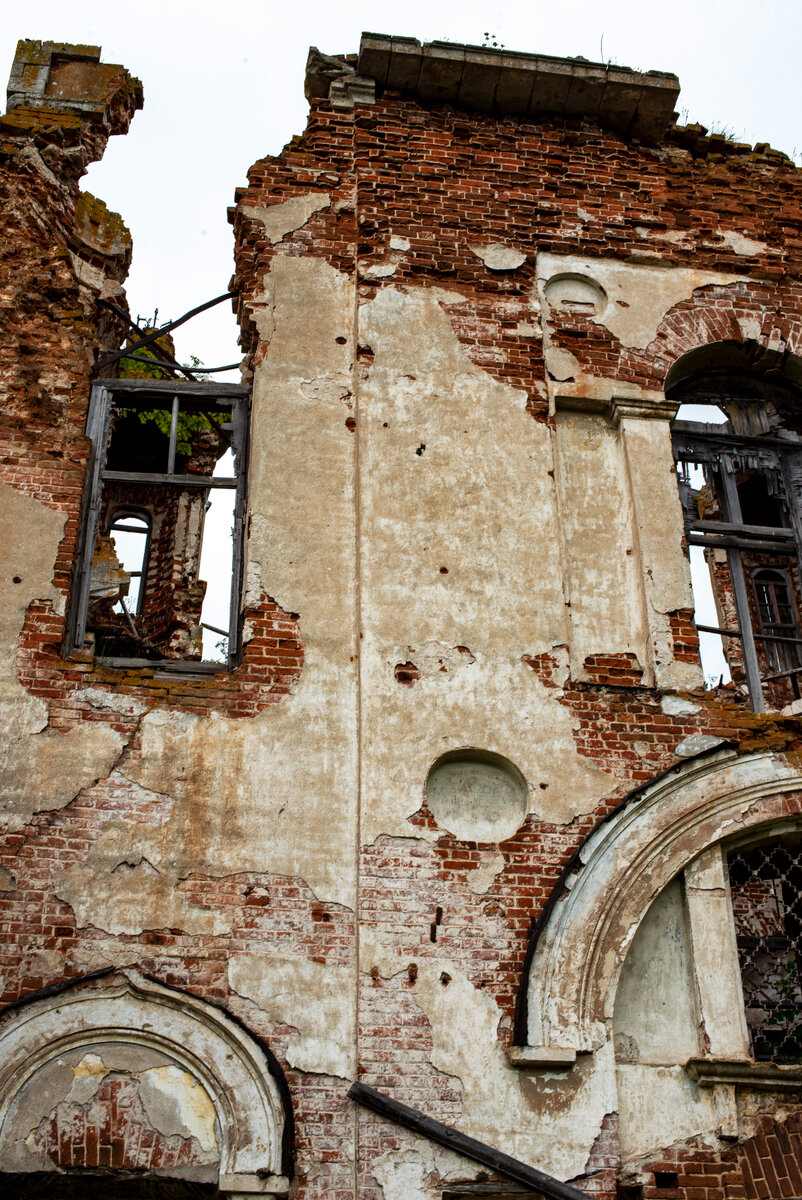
544 272 606 314
425 749 528 842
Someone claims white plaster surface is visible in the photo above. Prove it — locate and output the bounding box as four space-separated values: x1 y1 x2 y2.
0 482 125 830
241 193 331 244
467 851 505 894
616 1063 720 1162
229 955 353 1078
613 880 698 1065
538 252 741 349
410 959 617 1179
357 285 609 844
372 1142 475 1200
56 255 360 922
471 243 527 271
555 412 650 680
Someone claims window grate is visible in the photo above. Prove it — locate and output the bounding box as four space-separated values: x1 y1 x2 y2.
728 839 802 1063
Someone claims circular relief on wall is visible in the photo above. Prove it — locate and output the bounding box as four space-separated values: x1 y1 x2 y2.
425 749 529 843
544 272 607 314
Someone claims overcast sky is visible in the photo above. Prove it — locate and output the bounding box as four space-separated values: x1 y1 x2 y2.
1 0 799 369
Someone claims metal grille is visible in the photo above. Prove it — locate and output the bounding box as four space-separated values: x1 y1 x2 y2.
728 839 802 1062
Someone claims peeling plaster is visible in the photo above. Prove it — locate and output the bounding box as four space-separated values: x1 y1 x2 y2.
1 723 124 832
0 481 126 830
616 1063 720 1162
410 960 617 1179
467 851 505 894
76 686 147 717
675 734 725 757
229 955 353 1077
372 1141 475 1200
538 253 741 349
55 838 231 935
241 192 331 244
398 641 476 679
390 235 410 251
661 695 700 717
138 1064 218 1151
54 255 360 927
0 865 15 890
364 262 398 278
471 244 527 271
716 229 770 257
357 285 610 844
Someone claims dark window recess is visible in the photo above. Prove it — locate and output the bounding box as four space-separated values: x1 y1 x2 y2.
672 389 802 712
67 379 250 671
753 567 802 680
728 837 802 1064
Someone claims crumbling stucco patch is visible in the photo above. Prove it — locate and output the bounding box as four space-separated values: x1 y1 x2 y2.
137 1065 218 1151
241 192 331 244
0 480 65 740
675 734 725 757
0 865 15 890
661 695 700 717
409 960 616 1178
471 243 527 271
76 686 147 717
616 1063 720 1162
538 252 741 349
54 820 232 936
396 641 476 679
0 482 127 830
229 955 353 1077
1 723 125 832
364 261 397 278
467 851 505 894
372 1141 475 1200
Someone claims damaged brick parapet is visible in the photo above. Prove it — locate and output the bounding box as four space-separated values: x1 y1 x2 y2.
5 39 142 139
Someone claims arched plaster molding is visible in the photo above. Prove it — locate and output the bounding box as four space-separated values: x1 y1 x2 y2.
618 284 802 394
0 969 291 1194
522 749 802 1057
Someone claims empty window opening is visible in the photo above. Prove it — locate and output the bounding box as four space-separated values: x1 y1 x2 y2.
69 380 249 671
671 383 802 711
108 510 150 617
728 835 802 1063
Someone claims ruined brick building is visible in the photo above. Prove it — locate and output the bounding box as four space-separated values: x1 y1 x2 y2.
2 29 802 1200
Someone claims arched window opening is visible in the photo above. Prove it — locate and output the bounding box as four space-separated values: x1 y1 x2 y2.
670 352 802 712
728 834 802 1063
108 509 151 618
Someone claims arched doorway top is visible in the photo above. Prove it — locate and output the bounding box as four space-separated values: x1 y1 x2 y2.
0 969 292 1195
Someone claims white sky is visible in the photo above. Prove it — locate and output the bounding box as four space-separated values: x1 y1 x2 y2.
2 0 800 370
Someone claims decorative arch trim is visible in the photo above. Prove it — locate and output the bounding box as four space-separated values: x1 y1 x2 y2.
0 969 291 1194
519 748 802 1057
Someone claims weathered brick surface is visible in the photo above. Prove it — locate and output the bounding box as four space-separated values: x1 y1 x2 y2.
3 39 802 1200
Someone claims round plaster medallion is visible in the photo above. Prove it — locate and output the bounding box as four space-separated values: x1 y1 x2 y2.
425 749 528 843
544 272 607 314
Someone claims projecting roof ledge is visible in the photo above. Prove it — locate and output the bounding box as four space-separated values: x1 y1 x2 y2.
351 32 679 142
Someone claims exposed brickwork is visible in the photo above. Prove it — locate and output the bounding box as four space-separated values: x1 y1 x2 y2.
28 1074 217 1172
635 1108 802 1200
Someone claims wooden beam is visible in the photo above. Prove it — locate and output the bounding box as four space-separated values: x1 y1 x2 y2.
348 1082 588 1200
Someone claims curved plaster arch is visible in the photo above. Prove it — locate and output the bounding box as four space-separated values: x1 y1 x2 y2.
522 749 802 1056
0 969 291 1193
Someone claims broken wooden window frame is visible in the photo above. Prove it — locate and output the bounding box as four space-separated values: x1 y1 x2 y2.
672 419 802 712
66 377 251 673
